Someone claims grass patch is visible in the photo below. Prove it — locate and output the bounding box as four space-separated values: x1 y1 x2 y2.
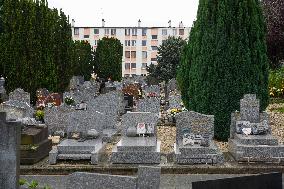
276 107 284 113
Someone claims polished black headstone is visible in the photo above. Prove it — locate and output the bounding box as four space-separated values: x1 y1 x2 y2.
192 172 282 189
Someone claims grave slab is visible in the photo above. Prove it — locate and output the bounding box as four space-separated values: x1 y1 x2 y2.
228 94 284 163
175 111 224 164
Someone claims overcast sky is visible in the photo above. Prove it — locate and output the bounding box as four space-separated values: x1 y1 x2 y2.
48 0 199 27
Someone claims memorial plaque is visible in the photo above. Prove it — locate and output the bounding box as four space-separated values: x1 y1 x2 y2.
137 123 146 135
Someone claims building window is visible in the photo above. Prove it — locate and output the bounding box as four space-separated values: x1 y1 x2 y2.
94 40 97 46
142 63 147 69
94 28 99 34
152 35 158 39
125 63 130 70
151 58 157 61
125 40 131 46
105 29 109 35
84 35 89 38
142 28 147 36
173 29 177 36
125 51 130 58
125 28 131 36
132 28 137 36
179 29 184 35
131 40 136 46
142 51 147 59
74 28 79 35
111 29 116 35
162 29 167 35
151 46 158 50
131 51 136 58
131 63 136 69
142 40 147 46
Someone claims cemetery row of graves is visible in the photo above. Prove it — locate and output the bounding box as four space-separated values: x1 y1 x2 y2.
0 75 284 188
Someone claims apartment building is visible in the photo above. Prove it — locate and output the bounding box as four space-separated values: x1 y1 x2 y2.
71 19 191 77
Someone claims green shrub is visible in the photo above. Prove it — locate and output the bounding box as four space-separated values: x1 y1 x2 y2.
269 67 284 98
177 0 269 141
35 110 44 121
64 96 75 106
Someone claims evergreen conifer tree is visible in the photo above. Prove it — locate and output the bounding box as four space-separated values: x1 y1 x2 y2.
177 0 269 140
94 37 123 81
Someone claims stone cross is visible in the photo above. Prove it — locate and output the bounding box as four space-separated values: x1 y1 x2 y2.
240 94 260 123
0 112 21 189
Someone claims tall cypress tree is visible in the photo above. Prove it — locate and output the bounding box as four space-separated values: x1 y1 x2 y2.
71 40 94 81
177 0 269 140
0 0 74 104
94 37 123 81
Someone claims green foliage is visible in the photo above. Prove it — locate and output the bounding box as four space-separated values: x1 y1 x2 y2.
35 110 44 120
147 36 186 83
177 0 269 141
64 96 75 105
94 37 123 81
28 180 39 188
269 67 284 98
19 179 51 189
277 107 284 113
0 0 75 104
19 179 27 186
71 40 94 81
262 0 284 69
270 98 284 104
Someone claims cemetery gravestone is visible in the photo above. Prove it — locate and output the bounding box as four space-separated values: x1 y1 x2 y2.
136 97 160 114
0 88 34 120
69 76 84 90
111 112 161 164
144 85 160 96
0 77 7 102
192 172 282 189
44 105 75 135
0 112 21 189
49 110 109 164
175 111 224 164
89 91 124 116
167 78 177 92
20 124 52 164
168 94 183 110
228 94 284 162
66 166 161 189
137 166 161 189
9 88 30 104
64 77 99 105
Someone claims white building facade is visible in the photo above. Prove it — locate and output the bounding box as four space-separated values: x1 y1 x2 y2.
72 20 190 77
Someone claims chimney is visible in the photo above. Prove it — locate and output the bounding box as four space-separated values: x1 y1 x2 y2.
71 19 75 28
179 21 184 28
168 20 171 28
102 19 105 27
138 19 141 27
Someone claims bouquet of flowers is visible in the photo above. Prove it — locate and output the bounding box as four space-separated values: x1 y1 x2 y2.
64 96 75 106
147 92 158 97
